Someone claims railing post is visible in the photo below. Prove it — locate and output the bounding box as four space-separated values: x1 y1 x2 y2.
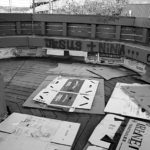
142 28 149 44
0 73 7 122
91 24 96 39
62 22 67 36
41 22 45 35
16 21 21 35
116 25 121 40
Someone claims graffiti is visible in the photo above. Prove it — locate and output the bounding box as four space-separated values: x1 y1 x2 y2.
45 39 82 51
45 38 125 58
87 42 96 52
99 42 125 58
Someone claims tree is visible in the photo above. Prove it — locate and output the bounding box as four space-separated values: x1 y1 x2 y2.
55 0 129 16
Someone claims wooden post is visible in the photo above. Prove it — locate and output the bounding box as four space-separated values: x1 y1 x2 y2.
33 0 35 14
16 22 21 35
91 24 96 39
116 25 121 40
41 22 45 35
0 74 7 122
142 28 149 44
63 22 67 36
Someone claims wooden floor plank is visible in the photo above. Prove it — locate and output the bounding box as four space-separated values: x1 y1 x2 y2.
73 115 103 150
6 101 21 113
40 110 57 119
30 108 43 117
73 114 91 150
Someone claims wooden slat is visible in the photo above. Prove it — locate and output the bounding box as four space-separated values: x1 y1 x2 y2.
0 36 28 47
0 13 32 22
33 14 135 26
91 24 96 39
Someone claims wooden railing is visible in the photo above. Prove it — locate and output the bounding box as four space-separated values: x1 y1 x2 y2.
0 13 150 65
0 13 150 45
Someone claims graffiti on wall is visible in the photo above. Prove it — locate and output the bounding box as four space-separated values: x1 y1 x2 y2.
45 39 82 51
45 38 125 58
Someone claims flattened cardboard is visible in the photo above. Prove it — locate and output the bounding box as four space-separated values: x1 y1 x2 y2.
0 48 16 59
98 56 124 66
87 66 135 80
23 75 105 114
122 84 150 97
89 114 124 149
122 85 150 113
83 114 126 150
46 63 100 78
15 48 46 57
86 146 105 150
85 52 124 66
46 48 64 56
116 119 150 150
52 121 80 146
135 65 150 84
0 132 70 150
0 113 80 147
69 51 87 57
104 83 150 120
33 76 99 110
47 63 135 80
134 96 150 114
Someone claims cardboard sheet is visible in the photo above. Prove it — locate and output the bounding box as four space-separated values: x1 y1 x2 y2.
122 85 150 113
33 76 99 110
0 113 80 148
47 63 135 80
84 115 150 150
122 85 150 98
89 114 124 149
23 75 105 114
15 48 46 57
0 48 16 59
0 132 70 150
87 66 135 80
104 83 150 120
46 48 64 56
85 52 124 66
116 119 150 150
47 63 100 78
69 51 87 57
86 146 105 150
135 65 150 84
83 114 125 150
123 58 146 74
98 56 124 66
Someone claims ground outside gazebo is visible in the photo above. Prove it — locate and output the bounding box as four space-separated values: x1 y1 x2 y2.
0 14 150 150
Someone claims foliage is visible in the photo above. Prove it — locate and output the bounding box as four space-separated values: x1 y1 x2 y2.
55 0 129 16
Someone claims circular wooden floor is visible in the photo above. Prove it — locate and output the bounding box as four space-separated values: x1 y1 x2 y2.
0 57 145 150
